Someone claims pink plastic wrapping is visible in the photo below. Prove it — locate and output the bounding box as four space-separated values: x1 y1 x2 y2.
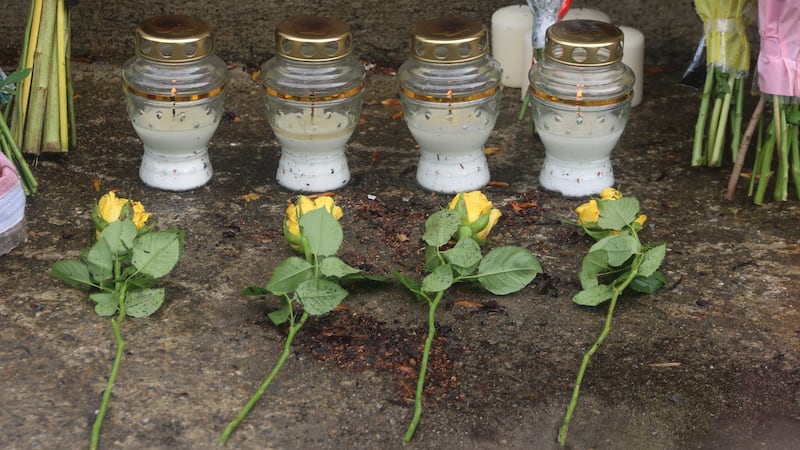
757 0 800 97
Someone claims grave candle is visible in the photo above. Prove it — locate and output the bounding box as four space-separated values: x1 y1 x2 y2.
491 5 533 88
619 26 645 107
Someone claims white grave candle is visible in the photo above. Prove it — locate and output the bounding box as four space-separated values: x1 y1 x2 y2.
563 8 611 22
619 25 645 107
521 33 534 100
131 103 221 190
271 109 356 191
491 5 532 88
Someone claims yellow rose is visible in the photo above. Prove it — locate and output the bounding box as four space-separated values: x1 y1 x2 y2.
95 191 151 238
448 191 502 242
97 191 126 224
599 187 623 200
576 188 623 225
283 195 343 251
575 199 599 225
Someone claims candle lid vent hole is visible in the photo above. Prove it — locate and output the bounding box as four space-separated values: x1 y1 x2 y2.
301 42 316 58
160 43 174 58
184 43 198 58
571 47 587 63
596 47 610 62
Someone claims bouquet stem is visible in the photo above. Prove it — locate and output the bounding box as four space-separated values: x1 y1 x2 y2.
692 67 715 166
220 311 309 445
404 291 444 442
558 269 638 447
709 74 736 166
90 302 127 450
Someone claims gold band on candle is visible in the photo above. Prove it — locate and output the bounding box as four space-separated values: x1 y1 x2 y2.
124 84 226 102
531 88 631 107
400 85 500 103
263 84 364 102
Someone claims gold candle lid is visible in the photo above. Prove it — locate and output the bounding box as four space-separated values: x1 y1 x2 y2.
275 16 353 62
545 20 624 67
411 17 488 63
135 15 214 63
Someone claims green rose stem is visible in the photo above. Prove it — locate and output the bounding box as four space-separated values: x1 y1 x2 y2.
219 310 309 445
91 265 127 450
557 265 639 447
404 290 444 442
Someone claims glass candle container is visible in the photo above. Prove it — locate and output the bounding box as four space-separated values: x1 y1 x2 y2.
529 20 634 197
259 16 365 192
123 15 228 191
398 16 503 194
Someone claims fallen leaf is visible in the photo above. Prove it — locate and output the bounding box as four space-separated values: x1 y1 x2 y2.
250 70 260 82
371 150 380 162
241 193 261 202
487 181 509 187
510 200 538 213
484 147 504 155
381 98 401 106
92 178 102 191
396 233 409 242
453 300 483 308
391 110 404 120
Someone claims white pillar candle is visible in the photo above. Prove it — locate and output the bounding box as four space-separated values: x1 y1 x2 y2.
521 33 534 100
563 8 611 22
619 25 645 107
491 5 533 89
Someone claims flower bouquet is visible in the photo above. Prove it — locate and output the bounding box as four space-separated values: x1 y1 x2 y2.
745 0 800 203
49 191 184 449
691 0 755 167
393 191 541 442
558 188 666 447
220 195 384 445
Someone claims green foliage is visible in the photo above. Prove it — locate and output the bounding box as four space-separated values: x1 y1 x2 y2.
574 199 665 307
560 194 667 447
245 203 384 325
49 215 183 318
223 196 386 445
392 195 542 443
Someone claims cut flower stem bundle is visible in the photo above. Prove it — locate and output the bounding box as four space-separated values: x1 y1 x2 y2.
691 0 753 167
748 95 800 204
11 0 76 157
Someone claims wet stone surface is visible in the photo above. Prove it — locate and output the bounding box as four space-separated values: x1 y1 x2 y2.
1 62 799 449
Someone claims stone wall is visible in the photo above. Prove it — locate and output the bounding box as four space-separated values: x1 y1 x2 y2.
2 0 703 67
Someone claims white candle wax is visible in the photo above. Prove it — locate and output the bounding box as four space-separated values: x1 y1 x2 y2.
563 8 611 22
619 25 645 107
491 5 533 89
536 112 625 196
131 103 221 190
132 105 220 153
271 109 356 192
405 105 495 193
273 110 354 153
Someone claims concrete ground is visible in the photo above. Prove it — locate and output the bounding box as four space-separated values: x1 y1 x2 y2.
1 2 799 449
